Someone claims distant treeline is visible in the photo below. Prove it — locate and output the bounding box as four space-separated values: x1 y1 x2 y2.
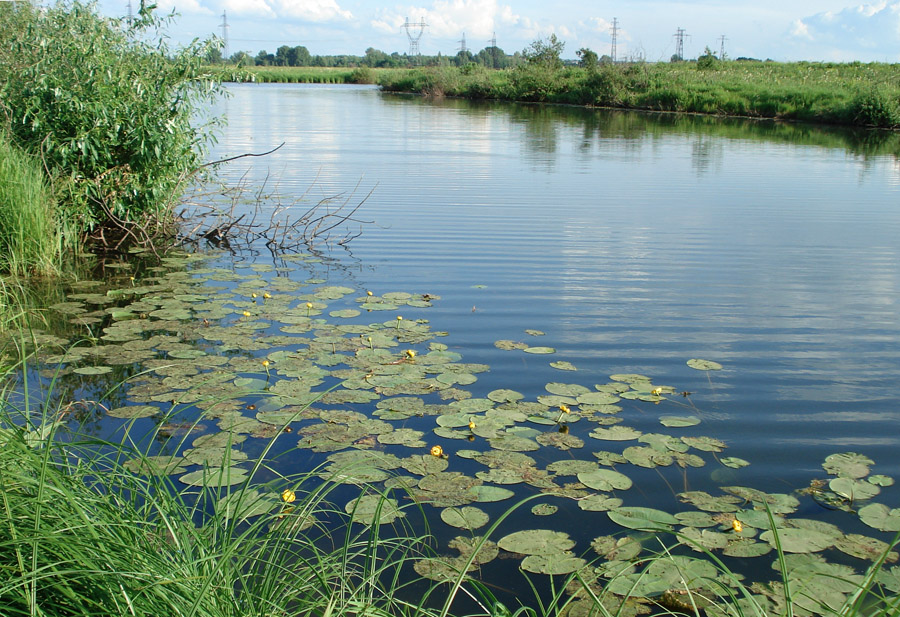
212 43 523 69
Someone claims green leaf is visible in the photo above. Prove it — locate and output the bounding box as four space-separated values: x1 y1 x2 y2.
607 507 679 531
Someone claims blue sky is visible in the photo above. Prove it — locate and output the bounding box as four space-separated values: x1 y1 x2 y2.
98 0 900 62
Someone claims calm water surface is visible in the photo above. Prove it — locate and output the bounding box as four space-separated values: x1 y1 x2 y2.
205 81 900 544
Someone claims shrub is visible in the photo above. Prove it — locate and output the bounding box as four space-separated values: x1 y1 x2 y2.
852 88 900 128
0 1 223 246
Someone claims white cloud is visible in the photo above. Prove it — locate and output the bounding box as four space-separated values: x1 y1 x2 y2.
156 0 214 15
222 0 275 18
272 0 352 22
793 1 900 45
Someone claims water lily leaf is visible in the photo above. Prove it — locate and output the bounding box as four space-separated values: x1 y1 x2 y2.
216 489 279 521
578 469 633 492
547 459 598 476
523 346 555 354
468 485 515 503
687 359 722 371
593 451 628 466
723 538 772 558
476 468 525 485
521 553 587 575
608 507 679 532
823 452 873 479
345 495 405 526
74 366 113 375
441 506 489 530
536 432 584 450
550 361 577 371
589 426 642 441
680 527 730 551
576 392 621 406
675 511 718 528
859 503 900 532
401 454 449 475
578 495 623 512
495 340 528 350
532 503 558 516
179 466 249 487
107 405 158 419
489 434 539 452
498 529 575 555
869 474 895 487
545 382 590 397
378 428 427 448
329 309 360 318
660 415 701 428
681 436 726 452
122 455 186 476
525 329 544 336
760 528 834 553
834 534 899 562
829 477 881 501
721 457 750 469
623 446 673 468
487 389 524 403
448 535 499 565
449 398 494 413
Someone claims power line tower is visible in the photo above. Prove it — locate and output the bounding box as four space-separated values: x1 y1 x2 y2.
489 32 498 67
610 17 619 63
673 27 687 60
402 17 427 59
718 34 728 59
126 0 133 27
220 10 229 62
459 32 467 54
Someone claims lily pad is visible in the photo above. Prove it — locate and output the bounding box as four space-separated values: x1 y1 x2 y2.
577 469 633 492
441 506 490 530
550 361 577 371
660 415 701 428
345 495 405 526
523 346 555 355
107 405 159 419
759 528 834 553
859 503 900 532
521 553 587 575
531 503 558 516
686 359 722 371
607 507 679 532
497 529 575 555
179 466 249 488
823 452 873 479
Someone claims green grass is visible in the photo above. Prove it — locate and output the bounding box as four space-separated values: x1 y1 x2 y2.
0 133 64 278
378 61 900 129
228 66 397 85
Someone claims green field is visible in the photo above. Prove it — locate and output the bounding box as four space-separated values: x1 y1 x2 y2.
375 61 900 129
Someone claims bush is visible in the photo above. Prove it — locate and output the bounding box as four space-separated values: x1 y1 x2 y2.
852 88 900 128
0 1 223 245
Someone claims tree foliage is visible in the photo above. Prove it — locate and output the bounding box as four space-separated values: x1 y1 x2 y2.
0 1 223 246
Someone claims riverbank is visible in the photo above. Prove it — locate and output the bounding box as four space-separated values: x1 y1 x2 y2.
374 61 900 129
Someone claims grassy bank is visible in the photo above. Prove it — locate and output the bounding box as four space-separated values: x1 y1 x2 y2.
226 65 403 85
378 61 900 129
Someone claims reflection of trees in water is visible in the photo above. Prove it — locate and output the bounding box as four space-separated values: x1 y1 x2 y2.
384 92 900 168
691 136 724 175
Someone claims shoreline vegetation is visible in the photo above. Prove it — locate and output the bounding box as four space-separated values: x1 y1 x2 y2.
228 61 900 131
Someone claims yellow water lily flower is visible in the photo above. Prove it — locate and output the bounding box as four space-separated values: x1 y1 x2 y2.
405 349 416 359
251 293 258 299
367 290 373 297
242 311 251 317
559 404 571 414
263 292 272 299
430 445 444 457
732 519 743 533
281 489 296 503
468 420 476 430
651 387 663 396
262 360 270 367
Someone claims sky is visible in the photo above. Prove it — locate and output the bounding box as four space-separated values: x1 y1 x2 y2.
96 0 900 62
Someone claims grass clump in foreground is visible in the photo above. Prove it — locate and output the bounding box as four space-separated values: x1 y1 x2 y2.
378 61 900 129
0 408 446 616
0 133 67 277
